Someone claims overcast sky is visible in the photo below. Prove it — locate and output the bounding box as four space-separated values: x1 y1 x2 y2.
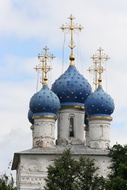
1 0 127 176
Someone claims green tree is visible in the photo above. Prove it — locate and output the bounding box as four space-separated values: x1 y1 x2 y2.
76 157 105 190
0 173 17 190
44 149 79 190
44 149 105 190
106 144 127 190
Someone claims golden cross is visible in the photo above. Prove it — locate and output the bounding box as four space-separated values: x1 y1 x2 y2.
91 47 110 63
60 15 83 61
34 46 55 85
88 60 99 91
89 47 109 90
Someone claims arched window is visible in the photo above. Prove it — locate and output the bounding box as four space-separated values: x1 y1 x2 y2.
69 117 74 137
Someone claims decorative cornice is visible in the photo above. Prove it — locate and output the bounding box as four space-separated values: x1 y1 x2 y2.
88 115 112 121
33 115 57 119
60 105 84 110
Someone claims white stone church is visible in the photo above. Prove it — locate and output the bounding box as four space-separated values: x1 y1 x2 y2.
12 15 115 190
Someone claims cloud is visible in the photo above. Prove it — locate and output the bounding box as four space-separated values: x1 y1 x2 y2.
0 127 32 173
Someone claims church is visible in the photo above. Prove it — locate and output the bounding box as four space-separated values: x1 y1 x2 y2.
12 15 115 190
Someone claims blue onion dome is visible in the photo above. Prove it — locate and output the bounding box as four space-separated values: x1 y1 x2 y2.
29 84 60 118
51 65 92 107
85 85 115 117
28 109 34 124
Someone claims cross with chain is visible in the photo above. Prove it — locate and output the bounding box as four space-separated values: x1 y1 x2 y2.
88 47 110 90
34 46 55 85
60 14 83 58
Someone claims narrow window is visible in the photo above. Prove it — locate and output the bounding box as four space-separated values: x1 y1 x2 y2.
69 117 74 137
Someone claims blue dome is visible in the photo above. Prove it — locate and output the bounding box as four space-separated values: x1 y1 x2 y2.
85 86 115 117
29 85 60 117
28 109 34 124
52 65 92 106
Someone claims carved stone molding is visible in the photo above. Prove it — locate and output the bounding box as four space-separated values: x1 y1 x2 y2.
33 137 55 148
89 140 110 149
23 160 42 172
58 137 84 145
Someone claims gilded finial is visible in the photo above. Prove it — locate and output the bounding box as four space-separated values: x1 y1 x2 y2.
60 14 83 66
34 46 55 85
88 47 110 91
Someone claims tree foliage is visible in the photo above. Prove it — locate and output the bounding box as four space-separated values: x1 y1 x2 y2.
106 144 127 190
0 173 17 190
76 156 105 190
44 149 105 190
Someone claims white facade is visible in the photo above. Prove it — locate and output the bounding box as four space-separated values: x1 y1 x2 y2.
13 147 111 189
15 154 49 190
12 106 112 189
